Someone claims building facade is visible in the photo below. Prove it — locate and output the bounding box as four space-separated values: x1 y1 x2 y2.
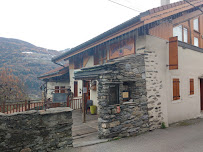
49 0 203 138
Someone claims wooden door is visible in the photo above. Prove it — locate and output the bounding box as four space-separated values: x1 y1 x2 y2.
200 79 203 110
74 81 78 97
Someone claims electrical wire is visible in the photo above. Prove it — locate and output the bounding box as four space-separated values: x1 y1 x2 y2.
108 0 142 12
184 0 203 13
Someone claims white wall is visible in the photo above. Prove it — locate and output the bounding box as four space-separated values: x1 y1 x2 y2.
166 45 203 123
68 55 99 106
46 81 70 99
144 35 203 124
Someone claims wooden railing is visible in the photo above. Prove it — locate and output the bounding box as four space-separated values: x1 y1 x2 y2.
68 98 82 110
0 101 41 114
0 98 82 114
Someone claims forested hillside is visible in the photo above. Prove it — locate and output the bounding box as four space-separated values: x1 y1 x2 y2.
0 37 61 98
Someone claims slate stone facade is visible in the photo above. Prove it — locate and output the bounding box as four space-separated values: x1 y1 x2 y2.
97 54 150 138
0 107 73 152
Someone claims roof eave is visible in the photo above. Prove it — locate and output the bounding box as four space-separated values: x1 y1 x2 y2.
52 16 141 62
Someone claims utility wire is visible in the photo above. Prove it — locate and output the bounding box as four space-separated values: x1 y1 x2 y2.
184 0 203 13
108 0 142 12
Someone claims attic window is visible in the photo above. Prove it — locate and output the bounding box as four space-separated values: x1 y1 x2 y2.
193 18 199 31
173 25 182 41
194 37 199 47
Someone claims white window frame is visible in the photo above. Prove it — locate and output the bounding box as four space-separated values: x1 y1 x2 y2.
173 25 182 41
183 28 188 43
193 18 199 31
194 37 199 47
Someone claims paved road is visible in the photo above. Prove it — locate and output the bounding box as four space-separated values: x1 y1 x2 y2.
58 118 203 152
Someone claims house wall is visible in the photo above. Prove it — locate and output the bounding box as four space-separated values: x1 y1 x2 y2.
46 81 70 99
143 35 203 125
166 44 203 124
69 55 99 106
136 35 168 129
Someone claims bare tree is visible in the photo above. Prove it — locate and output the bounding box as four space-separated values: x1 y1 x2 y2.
0 68 28 103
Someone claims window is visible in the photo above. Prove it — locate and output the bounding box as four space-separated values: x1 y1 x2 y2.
193 18 199 31
173 79 180 100
55 86 59 93
190 79 194 95
183 28 188 43
60 86 65 93
194 37 199 47
74 81 78 97
173 25 182 41
173 25 189 43
109 84 119 105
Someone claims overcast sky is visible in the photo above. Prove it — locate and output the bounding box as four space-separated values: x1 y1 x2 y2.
0 0 180 51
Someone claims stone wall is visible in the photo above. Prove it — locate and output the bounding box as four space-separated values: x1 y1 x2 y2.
0 107 73 152
97 54 150 138
144 50 163 130
136 35 165 130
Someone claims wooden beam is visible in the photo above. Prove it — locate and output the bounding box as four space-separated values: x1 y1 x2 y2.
82 80 86 123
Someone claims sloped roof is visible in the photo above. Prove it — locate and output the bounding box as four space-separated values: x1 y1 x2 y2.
52 0 203 62
38 63 69 80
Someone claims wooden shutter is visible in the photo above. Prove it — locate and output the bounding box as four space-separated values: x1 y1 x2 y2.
190 79 194 95
55 86 59 93
74 81 78 97
169 37 178 70
60 86 65 93
173 79 180 100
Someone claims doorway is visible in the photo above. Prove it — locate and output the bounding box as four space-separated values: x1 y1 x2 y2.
200 79 203 111
71 80 101 147
84 80 90 106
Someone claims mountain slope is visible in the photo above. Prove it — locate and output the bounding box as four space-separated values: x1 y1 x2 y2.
0 37 61 98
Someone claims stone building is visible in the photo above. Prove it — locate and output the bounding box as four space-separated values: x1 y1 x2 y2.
43 0 203 138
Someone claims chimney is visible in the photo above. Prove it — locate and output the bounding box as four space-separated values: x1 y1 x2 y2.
161 0 170 6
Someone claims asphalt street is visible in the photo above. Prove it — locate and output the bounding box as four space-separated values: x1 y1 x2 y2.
58 118 203 152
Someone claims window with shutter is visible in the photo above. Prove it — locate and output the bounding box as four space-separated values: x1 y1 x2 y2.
173 78 180 100
60 86 65 93
169 37 178 70
190 79 194 95
55 86 59 93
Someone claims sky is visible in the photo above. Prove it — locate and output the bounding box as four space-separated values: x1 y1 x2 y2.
0 0 180 51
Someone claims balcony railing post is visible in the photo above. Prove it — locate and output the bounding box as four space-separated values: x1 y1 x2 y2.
25 100 27 111
3 102 5 113
28 100 30 110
